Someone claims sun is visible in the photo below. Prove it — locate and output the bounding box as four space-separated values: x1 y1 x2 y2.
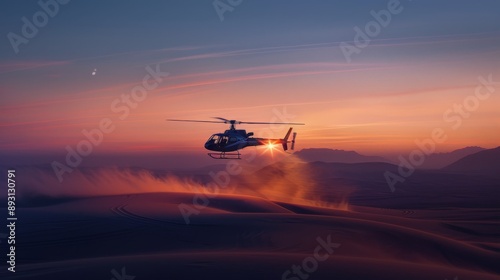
265 141 278 157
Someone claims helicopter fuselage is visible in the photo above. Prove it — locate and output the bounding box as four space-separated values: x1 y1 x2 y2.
204 129 286 152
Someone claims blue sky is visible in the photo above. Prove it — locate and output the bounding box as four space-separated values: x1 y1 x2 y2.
2 0 500 60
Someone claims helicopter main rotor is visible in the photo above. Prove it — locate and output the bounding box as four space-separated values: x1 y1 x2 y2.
167 117 305 130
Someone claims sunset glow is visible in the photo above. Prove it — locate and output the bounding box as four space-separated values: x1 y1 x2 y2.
0 1 499 161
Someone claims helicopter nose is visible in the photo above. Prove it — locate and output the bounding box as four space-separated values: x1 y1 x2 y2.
204 142 213 150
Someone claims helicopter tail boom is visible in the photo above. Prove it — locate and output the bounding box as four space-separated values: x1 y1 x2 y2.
249 127 297 151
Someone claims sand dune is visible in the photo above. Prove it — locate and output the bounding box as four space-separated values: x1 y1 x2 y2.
2 192 499 280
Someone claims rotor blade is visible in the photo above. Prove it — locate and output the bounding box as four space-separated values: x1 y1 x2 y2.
168 118 304 125
239 121 305 125
212 117 303 125
212 117 232 123
167 119 225 124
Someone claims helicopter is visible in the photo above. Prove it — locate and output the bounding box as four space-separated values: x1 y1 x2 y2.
167 117 305 159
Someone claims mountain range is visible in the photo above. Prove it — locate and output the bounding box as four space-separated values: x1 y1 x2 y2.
294 146 494 170
294 148 390 164
444 146 500 174
419 146 485 169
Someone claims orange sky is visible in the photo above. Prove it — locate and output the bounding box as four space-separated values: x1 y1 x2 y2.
2 44 499 157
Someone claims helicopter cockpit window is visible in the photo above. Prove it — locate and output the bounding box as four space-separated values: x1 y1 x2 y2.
218 136 228 146
207 135 219 143
229 137 237 143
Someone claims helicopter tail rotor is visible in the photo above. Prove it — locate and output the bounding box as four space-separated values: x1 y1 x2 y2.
291 132 297 150
281 128 298 151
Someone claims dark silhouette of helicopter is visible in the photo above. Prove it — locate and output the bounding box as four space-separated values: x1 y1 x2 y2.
167 117 305 159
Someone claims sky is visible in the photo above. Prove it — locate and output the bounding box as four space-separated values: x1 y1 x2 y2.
1 0 500 164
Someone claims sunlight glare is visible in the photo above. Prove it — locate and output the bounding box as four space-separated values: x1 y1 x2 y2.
265 141 277 157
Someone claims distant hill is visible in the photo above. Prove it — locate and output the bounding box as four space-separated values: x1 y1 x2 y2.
295 148 390 164
419 146 485 169
443 146 500 174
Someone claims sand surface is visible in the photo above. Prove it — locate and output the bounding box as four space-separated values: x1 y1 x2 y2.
1 190 499 280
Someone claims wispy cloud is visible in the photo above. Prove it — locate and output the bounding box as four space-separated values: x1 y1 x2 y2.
71 45 206 63
0 60 70 74
159 42 355 64
156 65 400 93
348 30 500 48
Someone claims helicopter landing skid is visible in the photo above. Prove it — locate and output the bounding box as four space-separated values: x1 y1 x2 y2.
208 151 241 159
